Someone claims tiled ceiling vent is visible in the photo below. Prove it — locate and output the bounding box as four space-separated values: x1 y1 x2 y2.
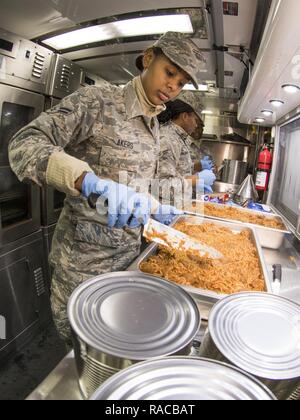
223 2 239 16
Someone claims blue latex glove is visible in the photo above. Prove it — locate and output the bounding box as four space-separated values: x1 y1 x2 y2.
152 205 183 226
196 170 216 193
247 202 272 213
204 185 214 194
82 173 151 229
201 156 214 171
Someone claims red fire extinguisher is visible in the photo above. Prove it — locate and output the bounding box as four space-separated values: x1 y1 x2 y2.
255 144 273 193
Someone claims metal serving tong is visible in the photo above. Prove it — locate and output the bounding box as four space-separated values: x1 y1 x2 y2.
88 194 222 260
143 218 223 260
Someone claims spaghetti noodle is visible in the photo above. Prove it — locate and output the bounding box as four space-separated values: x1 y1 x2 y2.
140 221 265 295
201 203 286 230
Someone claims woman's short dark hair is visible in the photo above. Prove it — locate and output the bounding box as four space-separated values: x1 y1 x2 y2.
135 55 144 72
158 100 194 124
136 48 164 72
152 47 164 57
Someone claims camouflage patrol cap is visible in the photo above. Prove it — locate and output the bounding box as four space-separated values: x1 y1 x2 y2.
176 91 204 121
153 32 205 89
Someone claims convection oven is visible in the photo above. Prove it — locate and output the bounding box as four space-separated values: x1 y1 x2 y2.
0 230 51 365
0 29 54 363
0 28 52 247
0 84 44 247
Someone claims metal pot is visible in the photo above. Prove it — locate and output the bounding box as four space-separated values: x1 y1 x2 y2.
213 181 240 197
199 293 300 400
219 159 248 185
90 357 276 400
68 272 201 399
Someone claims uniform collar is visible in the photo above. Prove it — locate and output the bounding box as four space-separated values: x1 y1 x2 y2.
124 78 166 120
190 138 202 149
124 81 144 119
170 121 191 145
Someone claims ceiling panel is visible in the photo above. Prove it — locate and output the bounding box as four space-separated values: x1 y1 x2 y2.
0 0 75 39
0 0 206 39
224 0 258 47
44 0 205 24
73 42 216 87
224 53 245 90
63 41 152 62
77 53 141 84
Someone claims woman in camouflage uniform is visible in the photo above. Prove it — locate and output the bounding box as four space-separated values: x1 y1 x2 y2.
9 32 205 344
158 91 216 208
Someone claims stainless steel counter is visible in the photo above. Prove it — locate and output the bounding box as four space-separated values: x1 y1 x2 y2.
26 233 300 401
264 235 300 303
26 351 83 401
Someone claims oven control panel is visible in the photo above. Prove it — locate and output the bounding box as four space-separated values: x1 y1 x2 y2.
0 28 53 94
46 54 82 99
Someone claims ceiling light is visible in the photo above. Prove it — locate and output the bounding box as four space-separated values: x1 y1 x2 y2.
255 118 265 123
202 110 213 115
282 84 300 94
269 100 284 108
43 14 193 50
198 84 209 92
261 110 274 117
183 83 209 92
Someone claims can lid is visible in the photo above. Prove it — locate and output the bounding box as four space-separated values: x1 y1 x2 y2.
68 272 200 360
90 357 276 400
209 293 300 380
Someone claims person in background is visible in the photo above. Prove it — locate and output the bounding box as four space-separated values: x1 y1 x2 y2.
189 116 205 164
157 91 216 206
8 32 205 345
189 114 216 176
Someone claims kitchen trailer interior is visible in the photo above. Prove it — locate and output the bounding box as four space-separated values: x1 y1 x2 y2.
0 0 299 400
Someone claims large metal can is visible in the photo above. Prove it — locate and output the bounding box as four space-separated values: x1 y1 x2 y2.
90 357 276 400
199 293 300 400
68 272 200 399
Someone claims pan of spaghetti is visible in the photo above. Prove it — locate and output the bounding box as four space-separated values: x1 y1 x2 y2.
128 216 272 303
186 202 290 250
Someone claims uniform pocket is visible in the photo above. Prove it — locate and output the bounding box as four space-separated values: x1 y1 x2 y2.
74 220 134 249
100 143 141 173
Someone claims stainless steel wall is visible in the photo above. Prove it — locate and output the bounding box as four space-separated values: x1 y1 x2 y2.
201 140 256 173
